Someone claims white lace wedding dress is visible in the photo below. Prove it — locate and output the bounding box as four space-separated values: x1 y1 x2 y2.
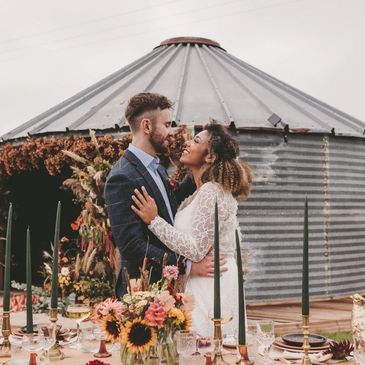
149 182 242 337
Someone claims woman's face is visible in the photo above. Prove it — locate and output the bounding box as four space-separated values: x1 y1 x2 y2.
180 130 211 167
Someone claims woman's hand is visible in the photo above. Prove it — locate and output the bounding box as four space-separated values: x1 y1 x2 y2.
131 186 158 224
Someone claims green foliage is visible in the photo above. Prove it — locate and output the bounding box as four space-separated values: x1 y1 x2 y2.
319 331 352 342
73 277 114 304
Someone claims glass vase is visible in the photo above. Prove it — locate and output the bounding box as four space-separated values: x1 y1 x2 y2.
157 333 178 365
120 344 145 365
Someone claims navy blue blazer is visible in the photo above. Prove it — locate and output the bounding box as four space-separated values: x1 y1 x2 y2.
104 149 195 297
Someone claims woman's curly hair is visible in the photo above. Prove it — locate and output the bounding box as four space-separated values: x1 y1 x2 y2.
201 122 253 199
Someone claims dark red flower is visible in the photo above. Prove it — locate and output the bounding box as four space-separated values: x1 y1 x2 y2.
85 360 110 365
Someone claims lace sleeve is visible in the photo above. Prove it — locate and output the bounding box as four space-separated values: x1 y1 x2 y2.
148 182 228 262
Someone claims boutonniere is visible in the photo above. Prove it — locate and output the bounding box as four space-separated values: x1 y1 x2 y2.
167 178 178 191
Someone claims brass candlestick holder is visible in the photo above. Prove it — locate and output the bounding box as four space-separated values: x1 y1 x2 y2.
212 319 229 365
236 344 254 365
48 308 64 360
0 310 11 357
302 315 311 365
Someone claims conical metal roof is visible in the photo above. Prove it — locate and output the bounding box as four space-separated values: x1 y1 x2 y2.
2 36 365 141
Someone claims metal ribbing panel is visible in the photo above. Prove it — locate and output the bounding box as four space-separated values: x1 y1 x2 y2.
27 48 167 134
203 45 273 117
239 132 365 302
326 136 365 296
144 44 182 91
217 49 331 131
195 44 234 123
239 132 327 302
172 44 190 123
219 49 365 133
69 46 177 129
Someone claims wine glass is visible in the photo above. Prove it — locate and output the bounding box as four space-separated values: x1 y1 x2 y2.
65 303 90 350
37 322 56 365
208 308 234 325
255 320 275 363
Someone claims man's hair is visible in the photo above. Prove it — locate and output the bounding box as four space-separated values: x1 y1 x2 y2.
125 92 173 130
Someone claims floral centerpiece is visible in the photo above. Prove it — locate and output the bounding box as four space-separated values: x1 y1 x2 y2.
94 263 195 365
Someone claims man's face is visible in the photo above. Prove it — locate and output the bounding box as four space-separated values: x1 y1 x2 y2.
149 108 172 154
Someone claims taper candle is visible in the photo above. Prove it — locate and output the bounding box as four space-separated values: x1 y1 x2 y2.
26 227 33 334
236 230 246 345
3 203 13 312
302 197 309 316
51 201 61 309
213 201 221 319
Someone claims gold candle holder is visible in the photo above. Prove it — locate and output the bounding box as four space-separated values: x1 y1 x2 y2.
236 344 254 365
212 319 229 365
48 308 64 360
0 310 11 357
302 315 311 365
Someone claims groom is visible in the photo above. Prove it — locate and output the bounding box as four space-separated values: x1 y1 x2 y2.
105 92 225 297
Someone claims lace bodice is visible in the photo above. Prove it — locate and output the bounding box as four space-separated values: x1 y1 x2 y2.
148 182 239 262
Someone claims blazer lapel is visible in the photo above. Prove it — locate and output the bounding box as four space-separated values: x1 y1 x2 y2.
124 150 173 225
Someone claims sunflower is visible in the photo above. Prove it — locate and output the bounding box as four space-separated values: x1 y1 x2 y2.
101 315 123 343
180 310 192 331
121 319 157 353
168 308 185 325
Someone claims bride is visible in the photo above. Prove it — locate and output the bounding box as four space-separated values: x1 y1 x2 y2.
131 122 252 337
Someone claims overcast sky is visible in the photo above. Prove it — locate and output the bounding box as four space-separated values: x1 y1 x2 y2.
0 0 364 136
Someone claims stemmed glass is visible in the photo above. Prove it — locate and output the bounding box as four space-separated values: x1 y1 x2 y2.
37 322 57 365
65 303 90 350
256 320 275 363
22 334 45 365
208 308 234 325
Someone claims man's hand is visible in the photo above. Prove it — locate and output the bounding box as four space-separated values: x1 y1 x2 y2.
190 254 228 277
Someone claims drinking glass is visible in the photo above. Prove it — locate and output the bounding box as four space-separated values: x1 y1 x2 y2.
37 322 56 365
175 330 196 358
65 303 90 350
80 323 97 353
353 335 365 364
22 334 45 364
255 320 275 363
10 334 25 363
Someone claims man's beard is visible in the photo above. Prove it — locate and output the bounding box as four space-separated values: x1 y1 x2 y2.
150 129 169 154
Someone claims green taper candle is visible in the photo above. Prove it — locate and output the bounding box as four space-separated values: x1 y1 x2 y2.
302 197 309 316
26 227 33 334
3 203 13 312
50 201 61 309
235 229 246 345
213 201 221 319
